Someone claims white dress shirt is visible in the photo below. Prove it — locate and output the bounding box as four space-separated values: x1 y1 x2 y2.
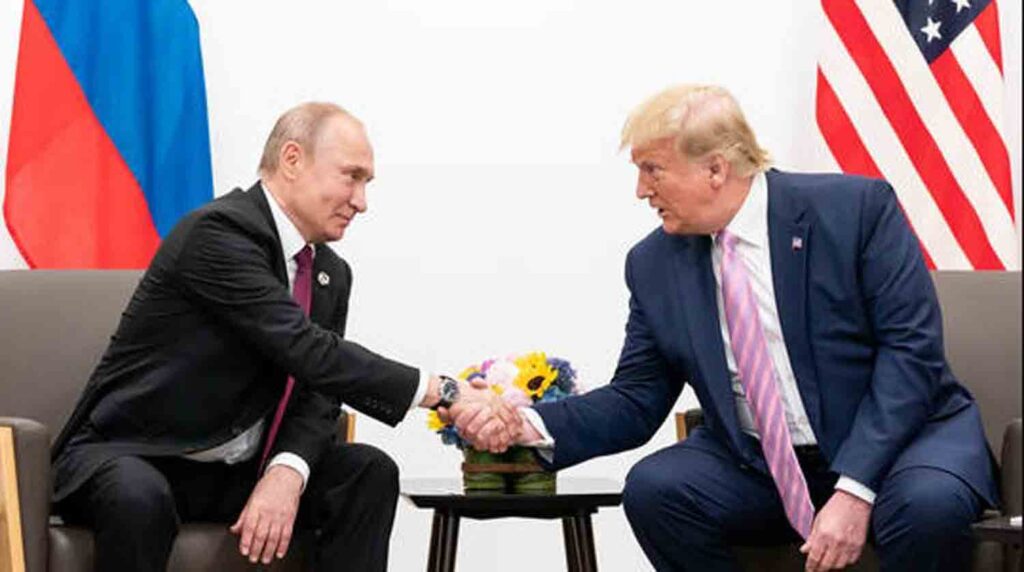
524 172 876 504
185 182 429 490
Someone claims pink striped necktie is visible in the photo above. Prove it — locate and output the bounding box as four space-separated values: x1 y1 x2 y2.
717 229 815 539
258 244 314 471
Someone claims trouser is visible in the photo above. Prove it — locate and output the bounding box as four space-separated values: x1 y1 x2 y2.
622 438 984 572
58 442 400 572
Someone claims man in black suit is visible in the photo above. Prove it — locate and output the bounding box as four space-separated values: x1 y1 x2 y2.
52 102 517 571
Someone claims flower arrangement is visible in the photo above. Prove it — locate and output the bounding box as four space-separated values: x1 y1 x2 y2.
427 351 581 450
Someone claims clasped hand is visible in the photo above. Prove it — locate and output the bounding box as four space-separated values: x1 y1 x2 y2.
439 379 523 453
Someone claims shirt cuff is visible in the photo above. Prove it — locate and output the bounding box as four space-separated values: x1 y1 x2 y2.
835 475 876 505
519 407 556 448
266 452 310 493
409 368 430 412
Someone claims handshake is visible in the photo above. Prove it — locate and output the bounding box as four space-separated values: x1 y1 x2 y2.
433 377 542 453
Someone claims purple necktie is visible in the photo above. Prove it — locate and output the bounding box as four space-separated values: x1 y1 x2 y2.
259 245 313 471
718 229 815 539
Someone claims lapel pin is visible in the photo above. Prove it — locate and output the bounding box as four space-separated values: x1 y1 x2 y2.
317 271 330 286
792 237 803 251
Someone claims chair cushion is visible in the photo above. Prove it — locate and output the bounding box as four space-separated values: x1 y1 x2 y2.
48 523 312 571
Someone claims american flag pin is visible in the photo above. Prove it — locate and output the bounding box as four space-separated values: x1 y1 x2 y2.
792 237 803 251
317 271 330 286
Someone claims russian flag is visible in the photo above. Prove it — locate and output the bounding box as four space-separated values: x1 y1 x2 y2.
4 0 213 268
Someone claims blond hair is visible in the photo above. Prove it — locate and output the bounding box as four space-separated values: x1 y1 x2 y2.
620 85 770 176
258 102 356 175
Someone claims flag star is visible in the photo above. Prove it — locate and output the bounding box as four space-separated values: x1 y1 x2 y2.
921 17 942 43
951 0 971 13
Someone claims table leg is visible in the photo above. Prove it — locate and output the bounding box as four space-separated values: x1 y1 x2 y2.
562 518 580 571
427 509 460 572
563 511 597 572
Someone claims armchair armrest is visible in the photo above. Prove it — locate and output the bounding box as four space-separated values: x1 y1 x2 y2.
675 409 705 441
336 410 356 444
1001 418 1022 516
0 417 51 572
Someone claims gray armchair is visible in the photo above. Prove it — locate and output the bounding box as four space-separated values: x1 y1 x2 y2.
675 271 1022 572
0 271 355 571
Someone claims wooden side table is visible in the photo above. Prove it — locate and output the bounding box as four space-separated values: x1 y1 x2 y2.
401 478 623 572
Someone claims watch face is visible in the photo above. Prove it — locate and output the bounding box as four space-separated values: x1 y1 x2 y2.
441 378 459 402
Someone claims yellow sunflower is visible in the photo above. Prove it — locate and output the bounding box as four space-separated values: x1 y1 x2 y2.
513 352 559 398
426 410 446 432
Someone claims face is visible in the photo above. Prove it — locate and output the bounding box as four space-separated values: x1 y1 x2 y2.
631 137 728 235
284 115 374 243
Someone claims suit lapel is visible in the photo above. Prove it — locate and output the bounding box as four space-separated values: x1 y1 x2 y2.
246 183 337 326
671 234 750 460
766 171 823 439
246 182 289 286
310 245 336 326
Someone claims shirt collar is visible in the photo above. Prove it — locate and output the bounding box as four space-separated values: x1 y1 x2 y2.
260 181 312 263
716 170 768 248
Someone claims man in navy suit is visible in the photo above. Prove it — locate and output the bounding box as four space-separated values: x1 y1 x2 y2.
452 85 996 571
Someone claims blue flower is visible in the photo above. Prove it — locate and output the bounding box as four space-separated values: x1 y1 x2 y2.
439 425 468 449
538 385 571 404
548 357 578 394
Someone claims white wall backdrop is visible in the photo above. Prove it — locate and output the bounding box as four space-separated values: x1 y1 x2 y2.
1 1 1020 570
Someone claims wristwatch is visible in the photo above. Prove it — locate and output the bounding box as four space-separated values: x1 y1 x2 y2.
433 375 461 410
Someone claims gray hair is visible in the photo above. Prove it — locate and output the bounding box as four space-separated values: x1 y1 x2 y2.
258 102 356 176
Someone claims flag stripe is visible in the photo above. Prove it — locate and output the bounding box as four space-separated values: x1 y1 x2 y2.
853 0 1015 268
931 49 1014 217
822 0 999 269
818 35 967 269
4 0 159 268
972 0 1004 73
818 32 969 269
32 0 213 237
951 24 1006 140
815 69 939 269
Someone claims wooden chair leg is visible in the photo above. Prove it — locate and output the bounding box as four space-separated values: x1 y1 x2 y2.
0 427 26 572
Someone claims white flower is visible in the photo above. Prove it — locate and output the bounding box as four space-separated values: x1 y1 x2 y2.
485 359 519 387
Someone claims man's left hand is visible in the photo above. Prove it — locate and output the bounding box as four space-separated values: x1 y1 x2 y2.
229 464 303 564
800 490 871 571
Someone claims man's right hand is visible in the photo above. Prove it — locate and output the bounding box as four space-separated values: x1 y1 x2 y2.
441 379 522 452
229 464 303 564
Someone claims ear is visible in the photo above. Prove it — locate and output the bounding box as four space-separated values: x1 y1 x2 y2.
278 141 305 181
707 154 730 189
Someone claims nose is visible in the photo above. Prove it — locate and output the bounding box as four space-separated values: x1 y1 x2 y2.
351 183 368 213
636 176 654 200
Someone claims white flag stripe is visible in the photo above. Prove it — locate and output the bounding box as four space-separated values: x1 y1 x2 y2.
951 24 1006 141
856 0 1017 268
819 29 972 269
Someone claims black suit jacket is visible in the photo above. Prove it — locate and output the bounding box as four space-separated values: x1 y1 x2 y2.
53 183 419 502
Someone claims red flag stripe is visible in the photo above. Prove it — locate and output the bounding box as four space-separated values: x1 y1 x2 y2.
4 0 159 268
821 0 1003 269
930 49 1014 218
815 69 938 269
973 1 1004 74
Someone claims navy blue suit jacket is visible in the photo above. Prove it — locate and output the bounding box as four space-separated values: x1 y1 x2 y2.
535 170 997 504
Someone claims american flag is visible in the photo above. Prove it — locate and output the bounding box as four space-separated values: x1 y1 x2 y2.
816 0 1017 270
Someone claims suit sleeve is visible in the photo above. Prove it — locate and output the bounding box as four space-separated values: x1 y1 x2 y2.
533 249 685 471
174 212 418 427
830 181 947 490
